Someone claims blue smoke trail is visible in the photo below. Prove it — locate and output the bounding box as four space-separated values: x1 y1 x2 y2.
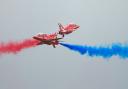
60 43 128 58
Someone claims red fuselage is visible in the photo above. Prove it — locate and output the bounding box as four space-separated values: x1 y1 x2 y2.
33 33 60 47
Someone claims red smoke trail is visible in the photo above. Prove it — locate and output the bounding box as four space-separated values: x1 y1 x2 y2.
0 39 39 54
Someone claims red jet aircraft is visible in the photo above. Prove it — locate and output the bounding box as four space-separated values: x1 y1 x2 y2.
33 33 62 48
58 23 79 37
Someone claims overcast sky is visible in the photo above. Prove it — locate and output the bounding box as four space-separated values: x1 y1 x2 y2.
0 0 128 89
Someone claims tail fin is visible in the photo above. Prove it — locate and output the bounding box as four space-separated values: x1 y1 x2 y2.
58 23 64 29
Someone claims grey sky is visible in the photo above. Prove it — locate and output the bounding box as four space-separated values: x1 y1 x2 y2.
0 0 128 89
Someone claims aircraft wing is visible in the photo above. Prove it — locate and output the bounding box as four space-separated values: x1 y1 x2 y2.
33 36 63 42
44 38 63 41
33 36 43 41
56 38 63 40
